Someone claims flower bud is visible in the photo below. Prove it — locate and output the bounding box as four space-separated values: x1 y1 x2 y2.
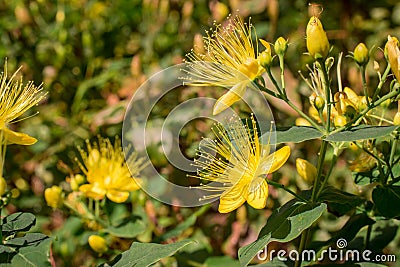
70 174 85 191
88 235 108 255
274 37 288 56
394 112 400 126
306 16 329 59
314 96 325 110
334 115 347 127
44 185 63 209
258 41 272 68
0 177 6 196
353 43 369 66
296 158 317 184
295 117 312 126
386 35 400 82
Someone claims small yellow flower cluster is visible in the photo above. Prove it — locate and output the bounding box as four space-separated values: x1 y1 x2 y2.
76 137 146 203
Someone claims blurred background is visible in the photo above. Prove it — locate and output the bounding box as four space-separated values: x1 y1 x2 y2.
1 0 400 266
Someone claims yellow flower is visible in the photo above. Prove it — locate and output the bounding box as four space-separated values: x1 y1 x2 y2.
306 16 329 59
349 151 376 172
184 16 265 115
0 62 46 145
296 158 317 184
44 185 63 209
88 235 108 255
77 137 146 203
191 115 290 213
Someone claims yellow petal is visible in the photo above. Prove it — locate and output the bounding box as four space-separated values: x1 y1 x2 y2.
213 81 248 115
3 128 37 145
245 179 268 209
264 146 291 174
106 189 129 203
79 184 106 200
218 185 246 213
120 178 141 191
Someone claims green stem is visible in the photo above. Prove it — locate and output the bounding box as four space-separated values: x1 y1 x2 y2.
372 64 391 102
285 100 324 131
296 140 328 267
266 67 284 97
295 229 309 267
279 55 286 96
361 65 370 106
267 180 308 202
365 224 373 250
316 150 338 199
261 70 324 131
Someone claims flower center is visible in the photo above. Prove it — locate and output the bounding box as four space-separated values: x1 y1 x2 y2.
238 58 259 80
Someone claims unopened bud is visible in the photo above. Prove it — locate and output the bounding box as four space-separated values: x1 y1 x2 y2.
296 158 317 184
274 37 288 56
306 16 329 59
44 185 63 209
386 35 400 82
0 177 6 196
259 41 272 68
295 117 312 126
314 96 325 110
88 235 108 255
353 43 369 66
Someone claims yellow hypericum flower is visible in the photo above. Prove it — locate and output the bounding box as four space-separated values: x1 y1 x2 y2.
0 62 46 145
306 16 329 59
88 235 108 255
78 137 146 203
44 185 63 209
386 35 400 82
349 151 376 172
184 16 265 115
296 158 317 184
191 115 290 213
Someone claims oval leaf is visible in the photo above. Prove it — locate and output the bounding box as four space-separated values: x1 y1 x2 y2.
268 126 323 144
238 201 326 266
325 125 398 142
2 212 36 236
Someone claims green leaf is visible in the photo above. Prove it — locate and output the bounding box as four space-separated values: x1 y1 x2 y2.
317 185 364 216
4 233 48 247
101 240 194 267
372 185 400 218
103 216 146 238
325 125 398 142
2 212 36 236
0 235 52 267
238 201 326 267
270 126 323 144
